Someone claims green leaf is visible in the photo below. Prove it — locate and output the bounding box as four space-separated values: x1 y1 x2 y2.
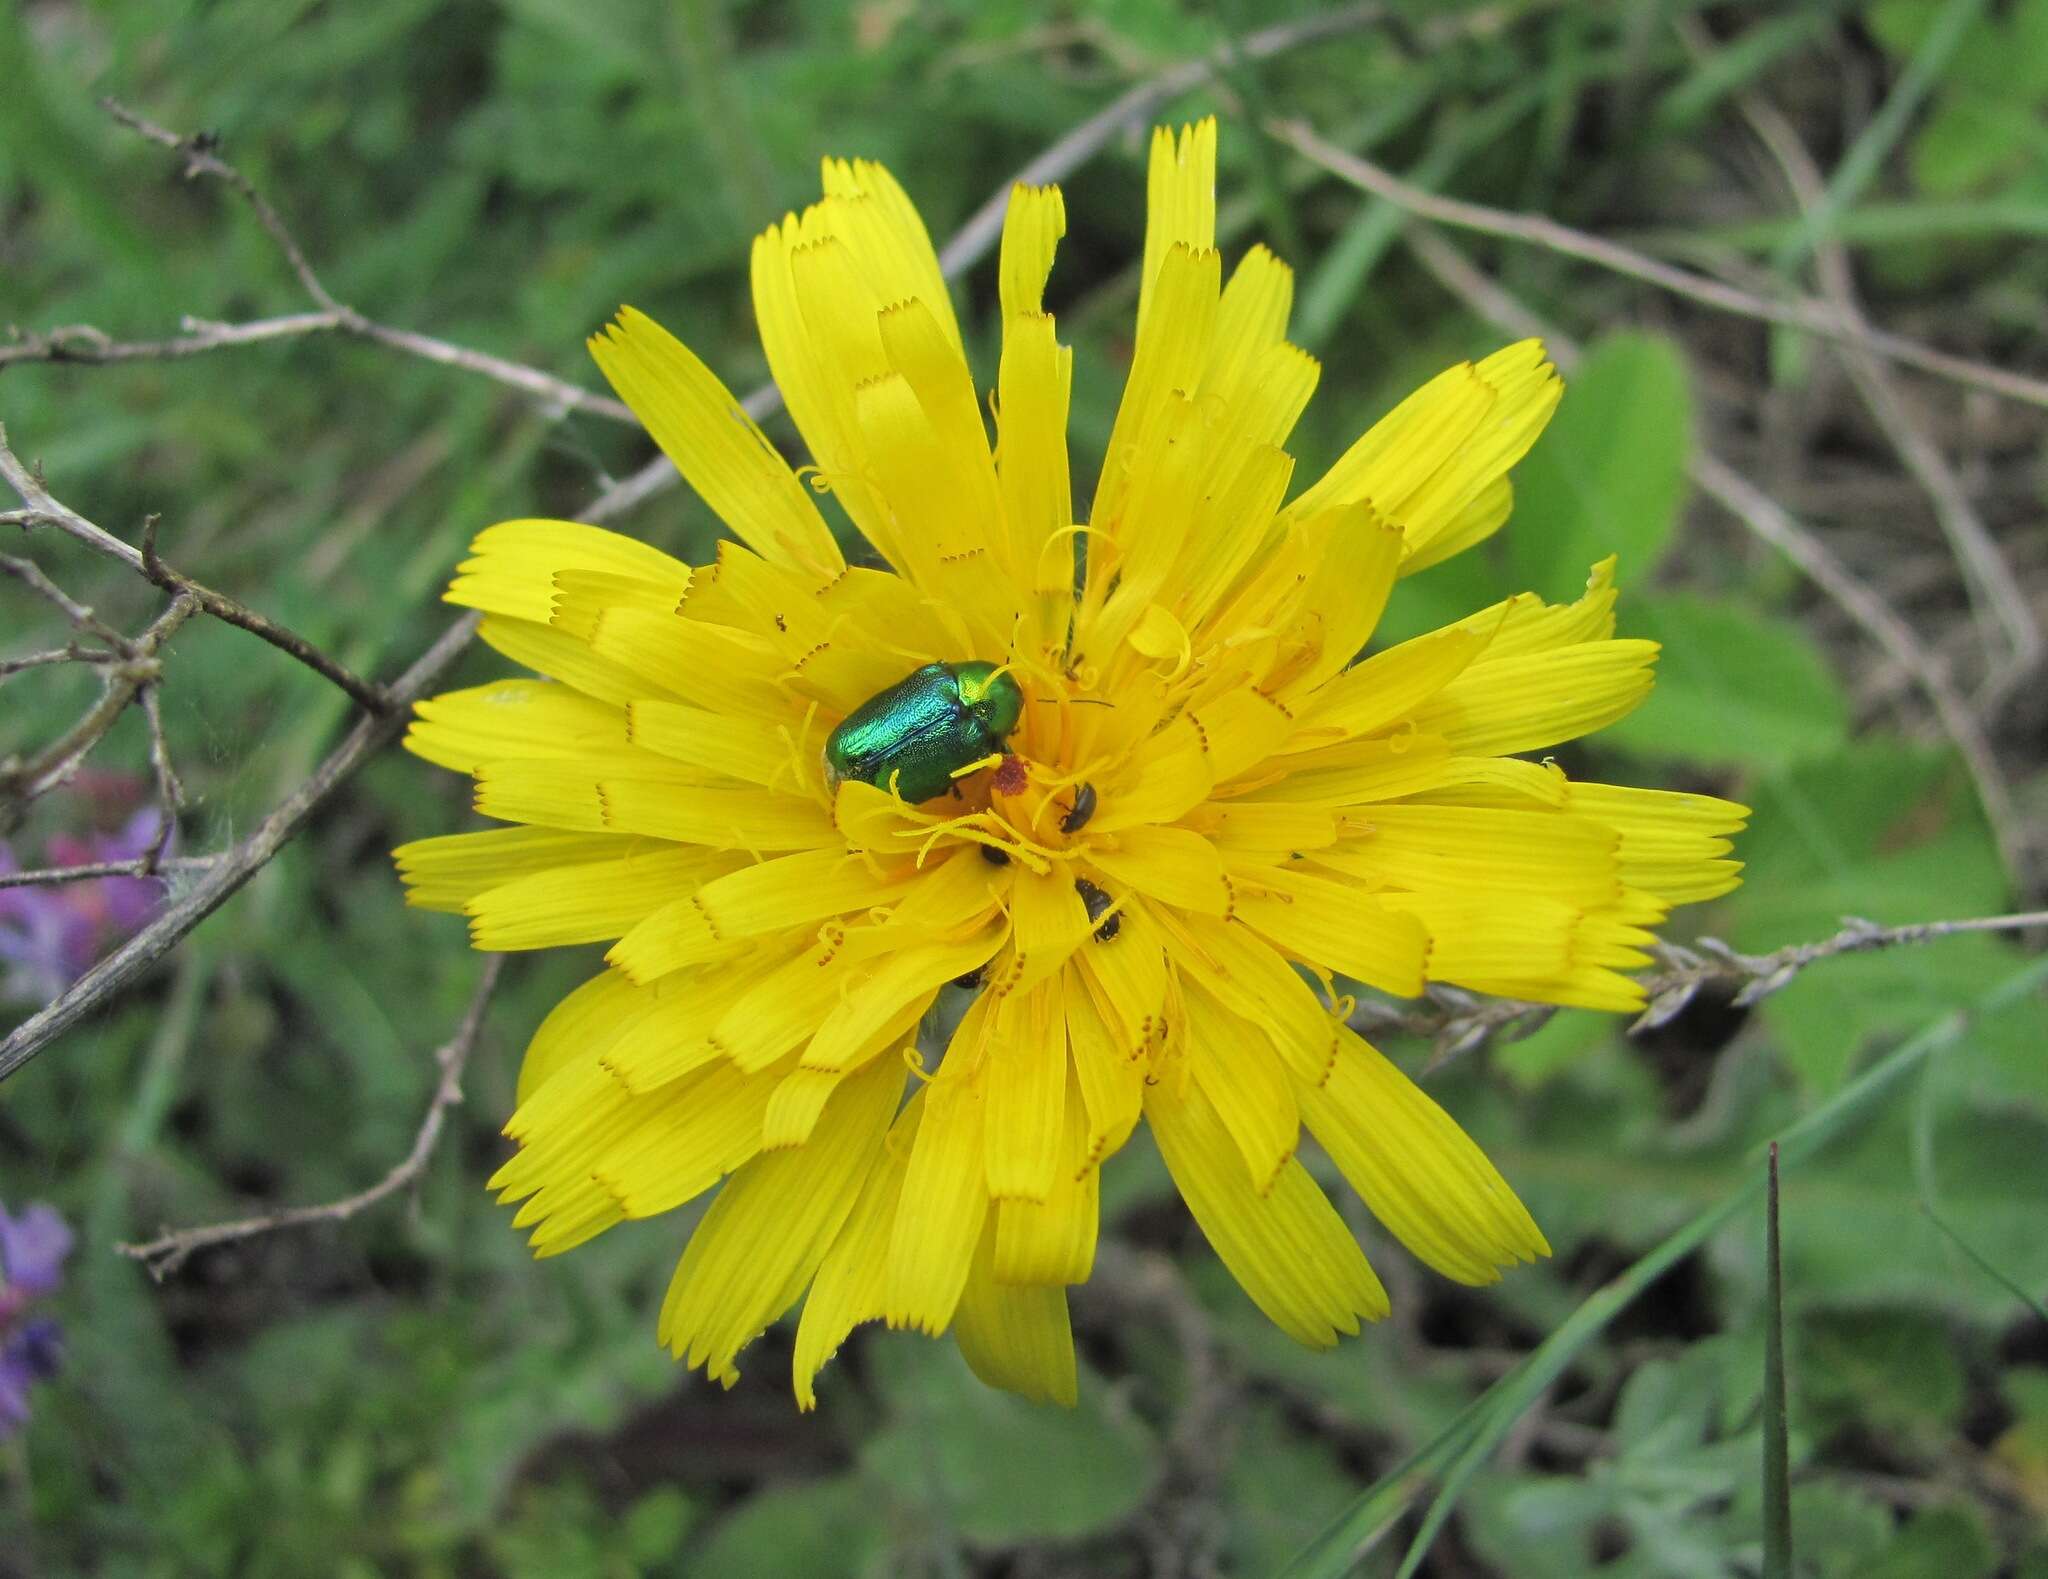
1225 1404 1370 1578
1605 594 1850 771
686 1477 888 1579
1800 1309 1965 1443
862 1346 1158 1546
1864 1505 1998 1579
1506 332 1694 599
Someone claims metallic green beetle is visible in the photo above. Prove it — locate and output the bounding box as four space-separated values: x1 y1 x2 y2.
823 660 1025 804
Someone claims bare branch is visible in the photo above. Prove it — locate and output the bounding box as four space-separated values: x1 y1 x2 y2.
1395 224 2033 891
116 956 505 1278
0 606 479 1082
0 551 137 652
101 97 343 312
2 427 391 714
0 645 127 680
138 513 390 713
1270 118 2048 414
0 312 346 368
1 596 195 830
1681 18 2043 697
1686 454 2030 888
0 855 214 891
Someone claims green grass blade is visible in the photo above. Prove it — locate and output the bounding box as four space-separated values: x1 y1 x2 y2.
1762 1143 1792 1579
1923 1204 2048 1325
1279 954 2048 1579
1768 0 1990 273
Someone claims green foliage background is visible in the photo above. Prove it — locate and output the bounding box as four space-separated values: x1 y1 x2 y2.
4 0 2046 1574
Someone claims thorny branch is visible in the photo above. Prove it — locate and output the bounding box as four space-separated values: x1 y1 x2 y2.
115 956 505 1278
1361 911 2048 1070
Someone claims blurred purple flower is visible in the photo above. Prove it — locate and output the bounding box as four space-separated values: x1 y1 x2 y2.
1 807 170 1004
0 1200 73 1438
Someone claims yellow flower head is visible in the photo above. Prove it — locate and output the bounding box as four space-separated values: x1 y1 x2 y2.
396 120 1746 1408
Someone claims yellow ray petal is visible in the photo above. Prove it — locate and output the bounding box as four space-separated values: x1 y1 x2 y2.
885 1011 992 1334
1002 864 1095 998
1073 900 1169 1062
476 614 667 709
1087 243 1219 586
708 926 899 1072
802 924 1002 1073
511 966 649 1104
1184 984 1299 1195
1297 1026 1548 1283
624 700 818 791
657 1049 903 1382
1163 914 1340 1088
1275 506 1405 700
1247 733 1456 807
588 308 842 573
1232 867 1429 999
1312 804 1622 902
994 1063 1100 1284
793 1091 920 1410
1293 624 1492 748
1393 341 1562 570
820 156 962 353
983 987 1066 1203
447 518 691 622
468 844 742 951
606 847 906 982
593 1059 781 1219
578 606 789 715
954 1215 1078 1407
1085 825 1232 917
1409 639 1659 758
1140 118 1218 326
1145 1073 1387 1346
405 680 632 775
1065 983 1143 1170
473 759 834 850
395 826 630 914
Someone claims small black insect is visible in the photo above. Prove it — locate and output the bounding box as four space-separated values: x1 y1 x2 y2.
979 844 1011 866
952 965 986 990
1059 782 1098 834
1073 877 1120 942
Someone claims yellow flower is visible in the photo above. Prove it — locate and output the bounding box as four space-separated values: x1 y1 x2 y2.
396 119 1746 1409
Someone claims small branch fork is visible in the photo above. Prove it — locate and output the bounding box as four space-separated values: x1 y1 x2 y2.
1 427 390 713
0 102 636 426
116 956 505 1279
1362 911 2048 1070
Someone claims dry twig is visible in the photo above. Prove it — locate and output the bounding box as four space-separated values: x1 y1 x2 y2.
0 102 639 426
1390 223 2032 891
117 956 505 1277
1 427 390 713
1268 118 2048 414
1681 16 2042 701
